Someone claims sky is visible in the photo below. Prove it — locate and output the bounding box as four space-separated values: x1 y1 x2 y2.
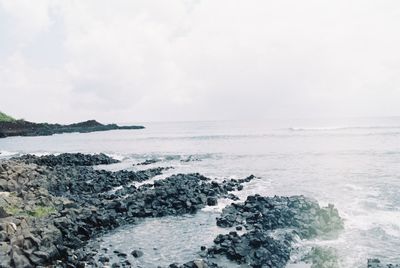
0 0 400 124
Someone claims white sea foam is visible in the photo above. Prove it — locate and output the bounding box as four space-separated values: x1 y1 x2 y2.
0 150 18 158
31 151 55 156
103 152 126 161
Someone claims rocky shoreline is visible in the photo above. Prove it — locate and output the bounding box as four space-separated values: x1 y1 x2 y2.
170 194 343 268
0 119 144 138
0 153 397 267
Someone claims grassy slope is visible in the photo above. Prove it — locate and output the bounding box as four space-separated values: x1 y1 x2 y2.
0 112 16 122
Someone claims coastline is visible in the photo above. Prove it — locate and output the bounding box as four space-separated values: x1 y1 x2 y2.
0 120 144 139
0 153 396 267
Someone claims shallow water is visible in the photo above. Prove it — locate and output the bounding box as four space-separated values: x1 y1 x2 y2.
94 212 236 267
2 117 400 267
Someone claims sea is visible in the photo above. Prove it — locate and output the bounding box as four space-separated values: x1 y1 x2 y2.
1 117 400 267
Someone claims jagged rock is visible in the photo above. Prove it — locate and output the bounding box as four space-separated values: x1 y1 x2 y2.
207 230 292 268
216 194 343 239
17 153 119 167
123 173 253 218
11 246 31 268
178 193 343 268
0 207 9 218
0 154 271 268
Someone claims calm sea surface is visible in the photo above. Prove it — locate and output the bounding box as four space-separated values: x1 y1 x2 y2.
1 117 400 267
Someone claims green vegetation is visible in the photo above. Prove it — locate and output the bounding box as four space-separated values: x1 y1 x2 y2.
5 206 22 216
0 111 15 122
28 206 57 217
5 205 56 218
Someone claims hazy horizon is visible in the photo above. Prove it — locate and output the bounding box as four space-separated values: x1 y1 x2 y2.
6 113 400 126
1 0 400 124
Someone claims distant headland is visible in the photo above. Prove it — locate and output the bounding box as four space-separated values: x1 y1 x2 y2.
0 111 144 138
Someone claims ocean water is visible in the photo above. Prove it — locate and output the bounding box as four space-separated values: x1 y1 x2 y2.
1 117 400 267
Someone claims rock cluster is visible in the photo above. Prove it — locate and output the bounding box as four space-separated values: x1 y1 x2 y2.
0 160 67 267
46 165 168 199
0 216 63 267
368 259 400 268
216 194 343 239
209 230 292 268
119 174 255 218
174 194 344 268
17 153 119 167
0 153 254 267
4 153 384 268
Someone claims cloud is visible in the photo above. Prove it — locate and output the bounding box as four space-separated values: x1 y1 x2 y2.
0 0 55 48
1 0 400 123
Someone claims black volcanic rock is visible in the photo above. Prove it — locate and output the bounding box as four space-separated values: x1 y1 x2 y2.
208 230 292 268
0 119 144 138
17 153 119 166
368 259 400 268
131 250 143 258
216 194 343 239
0 153 255 267
135 158 161 166
174 194 344 268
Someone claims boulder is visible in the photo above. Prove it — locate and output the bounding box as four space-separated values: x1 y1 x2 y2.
131 250 143 258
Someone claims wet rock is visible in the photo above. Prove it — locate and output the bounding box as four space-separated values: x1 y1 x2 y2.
122 173 253 218
206 197 218 206
98 255 110 263
136 159 160 165
368 259 400 268
131 249 143 258
216 194 343 239
207 230 291 268
180 192 343 268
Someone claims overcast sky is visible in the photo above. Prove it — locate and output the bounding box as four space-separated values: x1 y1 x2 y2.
0 0 400 123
